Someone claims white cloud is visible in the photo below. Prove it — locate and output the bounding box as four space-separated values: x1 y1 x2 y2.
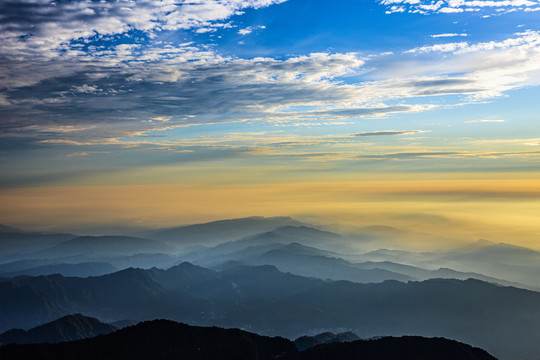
2 3 540 147
406 42 469 53
238 25 266 35
0 0 287 57
431 33 469 38
380 0 540 14
406 30 540 54
71 84 103 94
354 130 431 136
465 119 506 123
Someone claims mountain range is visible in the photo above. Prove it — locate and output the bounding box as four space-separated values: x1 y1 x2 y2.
0 314 117 345
139 216 306 249
1 261 539 359
2 216 540 360
0 319 496 360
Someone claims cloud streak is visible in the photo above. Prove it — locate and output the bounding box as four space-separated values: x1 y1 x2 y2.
238 25 266 35
0 0 287 56
354 130 430 137
465 119 506 123
431 33 469 38
380 0 540 15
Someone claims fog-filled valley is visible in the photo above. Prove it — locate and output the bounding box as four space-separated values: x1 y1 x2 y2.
2 216 540 360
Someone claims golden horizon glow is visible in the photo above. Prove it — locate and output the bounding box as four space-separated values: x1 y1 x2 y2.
2 174 539 250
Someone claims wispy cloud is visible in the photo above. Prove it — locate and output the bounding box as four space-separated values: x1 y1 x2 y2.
406 30 540 54
238 25 266 35
359 151 466 159
358 149 540 160
431 33 468 38
0 0 287 57
380 0 540 15
1 2 540 151
353 130 431 136
473 138 540 146
465 119 506 123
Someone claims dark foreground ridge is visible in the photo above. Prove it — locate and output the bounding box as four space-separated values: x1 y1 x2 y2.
0 319 497 360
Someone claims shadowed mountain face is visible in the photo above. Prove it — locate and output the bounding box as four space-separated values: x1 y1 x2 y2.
294 331 360 351
0 314 117 345
0 320 295 360
0 262 538 359
0 320 496 360
294 336 497 360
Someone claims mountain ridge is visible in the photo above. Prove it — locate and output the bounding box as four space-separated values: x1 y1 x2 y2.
1 262 538 359
0 319 497 360
0 314 117 345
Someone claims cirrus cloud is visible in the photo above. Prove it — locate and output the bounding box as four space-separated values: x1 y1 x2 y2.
353 130 431 136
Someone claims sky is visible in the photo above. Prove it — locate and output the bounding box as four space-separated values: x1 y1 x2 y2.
1 0 540 248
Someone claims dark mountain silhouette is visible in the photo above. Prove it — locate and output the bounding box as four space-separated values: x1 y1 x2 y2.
0 320 296 360
0 262 538 359
294 336 497 360
0 262 117 278
108 319 138 329
0 266 168 330
0 314 117 345
294 331 360 351
140 216 306 249
0 320 496 360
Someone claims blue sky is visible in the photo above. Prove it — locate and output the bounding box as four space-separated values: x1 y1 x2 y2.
1 0 540 242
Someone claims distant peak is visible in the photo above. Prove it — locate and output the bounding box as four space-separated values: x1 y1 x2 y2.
53 313 101 322
166 261 207 271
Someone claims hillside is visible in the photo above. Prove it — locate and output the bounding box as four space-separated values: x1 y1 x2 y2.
0 314 117 345
0 320 496 360
0 262 538 359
